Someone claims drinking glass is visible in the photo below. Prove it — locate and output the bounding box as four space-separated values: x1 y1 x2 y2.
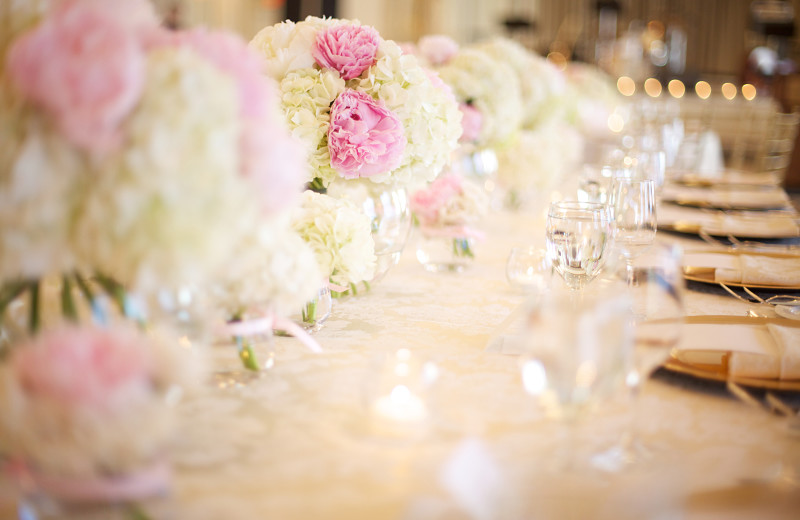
608 178 657 286
505 246 552 293
592 243 685 472
522 283 633 470
545 201 613 291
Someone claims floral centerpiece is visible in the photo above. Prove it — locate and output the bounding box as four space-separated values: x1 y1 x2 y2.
497 123 584 210
249 16 462 191
432 44 523 152
0 0 316 342
472 37 567 131
0 324 202 505
410 173 489 270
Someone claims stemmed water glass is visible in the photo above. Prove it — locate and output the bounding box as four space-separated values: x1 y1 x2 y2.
592 243 685 472
545 201 614 291
608 177 657 287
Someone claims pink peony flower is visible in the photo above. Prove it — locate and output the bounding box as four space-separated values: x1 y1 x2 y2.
410 173 463 226
312 24 379 80
146 28 306 214
458 103 483 143
328 89 406 178
418 35 459 66
12 325 153 410
6 1 145 155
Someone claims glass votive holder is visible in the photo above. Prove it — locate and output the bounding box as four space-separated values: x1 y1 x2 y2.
363 348 438 439
505 247 552 293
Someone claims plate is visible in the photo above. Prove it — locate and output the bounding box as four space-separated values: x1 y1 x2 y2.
663 315 800 391
682 249 800 290
775 305 800 321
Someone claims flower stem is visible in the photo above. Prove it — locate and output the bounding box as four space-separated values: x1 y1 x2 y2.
74 273 107 326
28 280 40 334
302 299 317 324
452 238 474 258
236 335 260 371
60 275 78 322
93 272 127 317
0 280 29 319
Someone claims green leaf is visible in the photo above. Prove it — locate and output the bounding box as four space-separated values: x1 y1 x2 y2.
61 276 78 322
28 280 40 333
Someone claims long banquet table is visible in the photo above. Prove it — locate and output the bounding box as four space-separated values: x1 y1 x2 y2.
2 199 799 520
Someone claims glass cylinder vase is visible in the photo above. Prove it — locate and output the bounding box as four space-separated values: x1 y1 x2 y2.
295 286 332 332
416 235 476 273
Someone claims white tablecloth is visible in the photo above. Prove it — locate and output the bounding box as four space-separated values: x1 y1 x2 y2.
2 208 798 520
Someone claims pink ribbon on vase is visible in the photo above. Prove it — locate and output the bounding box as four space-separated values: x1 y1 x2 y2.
420 225 486 241
5 459 171 503
218 311 323 354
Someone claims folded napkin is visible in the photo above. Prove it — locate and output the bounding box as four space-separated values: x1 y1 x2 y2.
675 322 800 379
658 205 800 238
661 185 790 209
715 254 800 286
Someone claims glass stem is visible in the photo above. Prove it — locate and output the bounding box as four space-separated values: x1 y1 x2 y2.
625 257 635 286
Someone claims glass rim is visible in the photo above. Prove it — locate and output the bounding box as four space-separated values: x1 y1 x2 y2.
547 200 610 218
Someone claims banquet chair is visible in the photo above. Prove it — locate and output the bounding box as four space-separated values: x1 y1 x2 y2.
758 110 800 180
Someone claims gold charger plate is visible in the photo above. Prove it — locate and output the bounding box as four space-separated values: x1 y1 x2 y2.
659 220 800 239
663 315 800 391
682 249 800 290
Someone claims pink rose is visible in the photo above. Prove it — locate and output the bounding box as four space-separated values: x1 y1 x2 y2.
459 103 483 143
6 1 145 155
410 173 463 226
328 89 406 179
418 35 459 66
12 326 153 410
312 24 379 80
147 28 306 214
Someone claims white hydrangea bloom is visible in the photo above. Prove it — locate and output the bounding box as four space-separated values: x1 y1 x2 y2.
279 68 346 187
497 123 584 203
0 95 88 280
76 47 255 294
292 190 376 286
208 214 321 318
437 48 523 150
438 179 489 228
474 38 567 130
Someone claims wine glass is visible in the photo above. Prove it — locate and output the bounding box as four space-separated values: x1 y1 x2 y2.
608 177 657 287
521 283 633 470
592 243 685 472
505 246 552 293
545 201 613 291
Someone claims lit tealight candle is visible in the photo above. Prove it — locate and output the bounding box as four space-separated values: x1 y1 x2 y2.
617 76 636 97
373 384 428 423
695 81 711 99
667 79 685 98
742 83 757 101
721 82 737 100
644 78 662 97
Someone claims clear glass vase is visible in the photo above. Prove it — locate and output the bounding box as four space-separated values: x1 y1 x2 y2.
16 462 173 520
416 235 476 273
295 286 332 332
328 183 412 289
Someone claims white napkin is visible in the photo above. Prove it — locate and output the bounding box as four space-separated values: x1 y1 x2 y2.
767 324 800 379
674 323 800 379
658 205 800 238
696 130 724 176
661 185 790 209
715 254 800 286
